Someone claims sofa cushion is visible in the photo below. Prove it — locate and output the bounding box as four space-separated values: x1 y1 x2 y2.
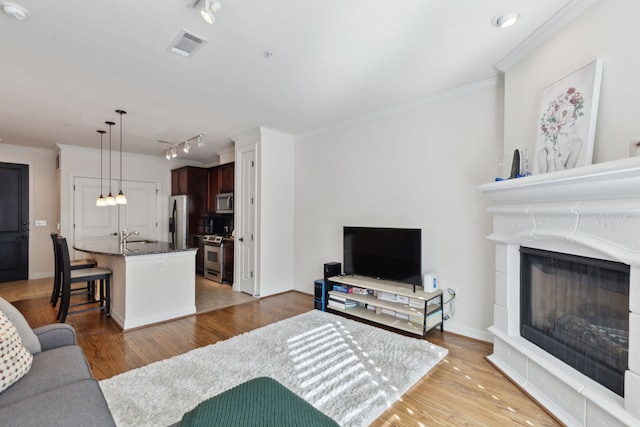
0 297 41 354
0 379 116 427
0 311 33 394
0 345 92 408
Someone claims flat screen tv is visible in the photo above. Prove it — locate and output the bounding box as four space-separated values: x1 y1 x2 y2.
343 226 422 287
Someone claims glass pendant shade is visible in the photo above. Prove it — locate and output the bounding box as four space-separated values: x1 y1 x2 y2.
96 195 107 206
106 193 116 205
116 190 127 204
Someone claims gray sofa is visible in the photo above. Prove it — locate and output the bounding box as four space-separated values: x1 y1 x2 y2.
0 298 115 427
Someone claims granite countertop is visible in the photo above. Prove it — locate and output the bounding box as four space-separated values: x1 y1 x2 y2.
74 237 197 257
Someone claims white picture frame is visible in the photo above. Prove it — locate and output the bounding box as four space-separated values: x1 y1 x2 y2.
533 59 603 174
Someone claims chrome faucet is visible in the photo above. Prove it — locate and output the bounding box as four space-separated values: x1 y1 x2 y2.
120 230 140 244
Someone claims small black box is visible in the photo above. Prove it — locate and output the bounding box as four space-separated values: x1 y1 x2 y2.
323 262 341 278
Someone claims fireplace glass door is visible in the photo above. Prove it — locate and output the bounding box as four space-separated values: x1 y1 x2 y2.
520 247 629 396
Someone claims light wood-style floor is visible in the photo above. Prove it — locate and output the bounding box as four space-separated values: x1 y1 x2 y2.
2 282 561 426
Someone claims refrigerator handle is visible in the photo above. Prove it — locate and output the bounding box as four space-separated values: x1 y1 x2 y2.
170 200 177 244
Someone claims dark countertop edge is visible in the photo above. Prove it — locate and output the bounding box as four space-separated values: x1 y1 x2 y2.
73 242 197 258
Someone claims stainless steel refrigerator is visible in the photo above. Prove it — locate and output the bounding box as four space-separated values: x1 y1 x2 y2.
168 195 188 247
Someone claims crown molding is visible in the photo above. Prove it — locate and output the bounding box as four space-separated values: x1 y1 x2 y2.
494 0 601 72
295 76 503 141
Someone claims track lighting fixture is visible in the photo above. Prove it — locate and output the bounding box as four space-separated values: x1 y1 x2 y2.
160 133 205 159
201 0 221 25
1 1 29 21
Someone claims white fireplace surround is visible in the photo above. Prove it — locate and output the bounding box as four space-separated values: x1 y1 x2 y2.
479 157 640 427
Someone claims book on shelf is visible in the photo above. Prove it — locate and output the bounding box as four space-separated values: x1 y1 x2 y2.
328 296 357 310
409 298 425 309
395 312 410 321
396 295 409 304
379 292 397 302
332 284 352 293
381 308 396 317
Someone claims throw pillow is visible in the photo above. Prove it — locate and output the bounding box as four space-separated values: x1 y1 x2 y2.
0 296 41 354
0 311 33 393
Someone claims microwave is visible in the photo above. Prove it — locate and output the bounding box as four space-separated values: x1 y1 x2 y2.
216 192 233 213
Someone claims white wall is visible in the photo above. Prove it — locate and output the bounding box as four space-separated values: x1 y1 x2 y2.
57 144 193 248
233 127 295 297
504 0 640 166
259 128 295 296
293 84 503 341
0 144 58 279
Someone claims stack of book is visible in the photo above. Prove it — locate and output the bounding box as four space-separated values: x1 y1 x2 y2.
328 294 357 310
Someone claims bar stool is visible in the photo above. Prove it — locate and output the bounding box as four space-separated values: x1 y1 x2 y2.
50 233 97 307
56 236 112 323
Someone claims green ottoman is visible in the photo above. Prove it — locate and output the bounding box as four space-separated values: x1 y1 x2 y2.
181 377 339 427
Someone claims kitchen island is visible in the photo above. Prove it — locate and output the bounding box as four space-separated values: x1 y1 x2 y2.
74 237 197 330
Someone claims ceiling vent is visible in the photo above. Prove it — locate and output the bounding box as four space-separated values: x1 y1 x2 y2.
168 29 207 58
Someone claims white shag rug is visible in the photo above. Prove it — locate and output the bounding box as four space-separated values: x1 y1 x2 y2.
100 310 447 427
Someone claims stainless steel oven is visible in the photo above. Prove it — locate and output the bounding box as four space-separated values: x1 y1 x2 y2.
203 235 223 282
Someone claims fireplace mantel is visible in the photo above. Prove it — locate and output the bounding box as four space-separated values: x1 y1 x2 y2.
480 157 640 427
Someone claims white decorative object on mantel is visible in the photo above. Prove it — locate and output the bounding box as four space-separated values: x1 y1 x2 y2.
479 157 640 427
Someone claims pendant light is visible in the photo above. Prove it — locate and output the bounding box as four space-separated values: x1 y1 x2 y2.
115 109 127 205
105 120 116 206
96 130 107 206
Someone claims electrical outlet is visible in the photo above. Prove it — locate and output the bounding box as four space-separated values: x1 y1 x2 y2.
35 220 47 227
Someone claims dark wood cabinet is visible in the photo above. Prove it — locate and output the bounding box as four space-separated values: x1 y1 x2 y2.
171 168 189 195
207 162 235 213
194 235 204 274
219 163 234 193
223 239 234 283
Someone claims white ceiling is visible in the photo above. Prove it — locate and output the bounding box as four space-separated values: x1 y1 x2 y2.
0 0 587 163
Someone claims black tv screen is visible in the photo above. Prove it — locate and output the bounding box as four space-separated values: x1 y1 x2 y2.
343 227 422 286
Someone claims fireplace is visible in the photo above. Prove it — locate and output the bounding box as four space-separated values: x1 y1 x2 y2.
480 157 640 427
520 247 629 396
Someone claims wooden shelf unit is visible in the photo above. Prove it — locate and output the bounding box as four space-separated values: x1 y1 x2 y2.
326 275 443 338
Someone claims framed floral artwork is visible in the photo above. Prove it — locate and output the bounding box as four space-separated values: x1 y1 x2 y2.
533 59 603 174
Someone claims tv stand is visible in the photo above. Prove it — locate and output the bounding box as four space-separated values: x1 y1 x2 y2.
326 275 443 338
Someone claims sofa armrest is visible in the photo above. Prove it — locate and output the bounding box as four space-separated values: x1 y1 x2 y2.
33 324 77 351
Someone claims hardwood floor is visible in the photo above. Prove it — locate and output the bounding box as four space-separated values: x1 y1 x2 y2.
9 290 561 426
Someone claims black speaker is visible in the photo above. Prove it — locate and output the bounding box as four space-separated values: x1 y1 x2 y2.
323 262 341 279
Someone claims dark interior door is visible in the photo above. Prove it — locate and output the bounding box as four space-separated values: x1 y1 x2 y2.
0 162 29 282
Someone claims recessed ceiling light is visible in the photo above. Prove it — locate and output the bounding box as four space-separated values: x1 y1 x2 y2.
491 12 520 29
1 1 29 20
263 50 273 59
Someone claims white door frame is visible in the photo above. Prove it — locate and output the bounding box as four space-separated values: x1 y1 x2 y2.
234 143 259 296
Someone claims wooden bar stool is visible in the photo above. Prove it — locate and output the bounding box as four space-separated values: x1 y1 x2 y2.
56 236 112 323
50 233 97 307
